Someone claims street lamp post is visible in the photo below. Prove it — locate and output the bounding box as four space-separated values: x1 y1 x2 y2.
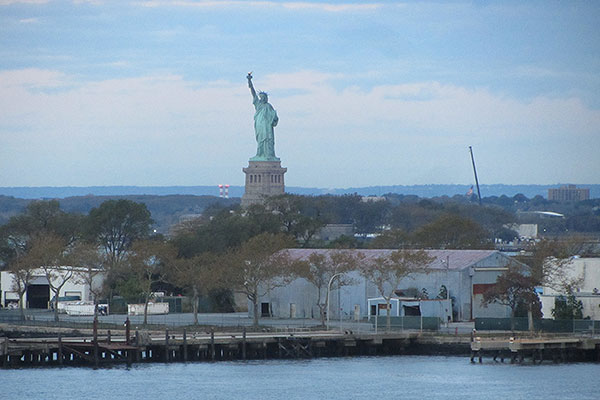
326 272 343 331
446 255 450 300
442 255 450 325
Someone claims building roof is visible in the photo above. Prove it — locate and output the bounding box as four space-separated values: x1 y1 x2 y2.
284 249 502 271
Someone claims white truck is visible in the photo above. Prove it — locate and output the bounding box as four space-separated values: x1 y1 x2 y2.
127 302 169 316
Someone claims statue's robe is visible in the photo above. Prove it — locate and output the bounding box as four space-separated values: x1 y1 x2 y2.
253 97 279 160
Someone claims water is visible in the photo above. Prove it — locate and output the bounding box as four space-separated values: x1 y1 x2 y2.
1 356 598 400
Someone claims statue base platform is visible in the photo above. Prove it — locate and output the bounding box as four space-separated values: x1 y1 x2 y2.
241 160 287 207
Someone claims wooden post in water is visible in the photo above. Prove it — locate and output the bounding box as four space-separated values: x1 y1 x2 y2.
2 338 8 368
242 328 247 360
93 316 99 367
135 330 140 362
210 329 215 361
107 330 111 343
183 329 188 362
125 318 131 345
58 333 63 365
164 329 170 362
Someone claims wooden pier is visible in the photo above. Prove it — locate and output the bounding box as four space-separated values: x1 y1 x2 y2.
470 335 600 364
1 327 423 368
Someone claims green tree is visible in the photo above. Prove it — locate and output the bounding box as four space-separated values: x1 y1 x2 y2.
413 214 492 249
86 199 153 267
264 194 325 246
0 200 84 268
86 200 153 298
551 293 584 320
172 206 281 258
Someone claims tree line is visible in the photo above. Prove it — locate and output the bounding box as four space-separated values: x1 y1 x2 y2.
0 198 439 329
1 195 594 328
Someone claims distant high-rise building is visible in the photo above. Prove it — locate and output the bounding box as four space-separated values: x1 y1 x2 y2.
547 184 590 202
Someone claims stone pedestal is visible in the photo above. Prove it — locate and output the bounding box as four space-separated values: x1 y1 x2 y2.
241 160 287 207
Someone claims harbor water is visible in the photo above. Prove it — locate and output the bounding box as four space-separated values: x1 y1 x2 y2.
1 355 598 400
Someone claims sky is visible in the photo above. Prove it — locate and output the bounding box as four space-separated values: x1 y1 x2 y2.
1 0 599 189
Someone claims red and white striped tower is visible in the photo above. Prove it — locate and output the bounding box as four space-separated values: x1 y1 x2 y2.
225 184 230 198
218 184 223 198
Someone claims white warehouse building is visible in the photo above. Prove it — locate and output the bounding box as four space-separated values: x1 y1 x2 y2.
0 267 104 310
253 249 520 322
539 257 600 320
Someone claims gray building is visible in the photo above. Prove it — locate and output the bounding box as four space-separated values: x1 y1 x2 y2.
254 249 518 322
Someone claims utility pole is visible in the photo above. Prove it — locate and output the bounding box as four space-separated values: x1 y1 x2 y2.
469 146 482 205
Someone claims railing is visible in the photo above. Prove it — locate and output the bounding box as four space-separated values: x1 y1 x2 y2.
475 317 600 334
370 316 441 332
0 309 374 332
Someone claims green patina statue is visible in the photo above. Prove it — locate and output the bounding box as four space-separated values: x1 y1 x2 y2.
247 72 279 161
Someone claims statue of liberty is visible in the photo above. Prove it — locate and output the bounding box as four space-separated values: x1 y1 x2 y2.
247 72 279 161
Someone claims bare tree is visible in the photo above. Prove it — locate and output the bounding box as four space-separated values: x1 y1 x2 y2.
170 252 222 325
360 250 433 331
125 239 177 325
227 233 296 328
8 252 35 320
298 251 362 327
542 256 584 294
25 233 72 322
482 262 540 331
69 242 106 317
521 238 585 290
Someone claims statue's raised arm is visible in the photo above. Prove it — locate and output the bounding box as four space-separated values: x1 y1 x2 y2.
247 72 257 101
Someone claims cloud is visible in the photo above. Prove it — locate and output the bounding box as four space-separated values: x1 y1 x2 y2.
265 72 600 140
281 2 380 12
512 65 561 79
19 17 39 23
135 0 381 12
1 68 598 186
0 0 48 4
0 68 67 89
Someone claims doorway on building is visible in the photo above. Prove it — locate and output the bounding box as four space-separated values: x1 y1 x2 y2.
370 304 377 317
27 284 50 309
261 302 270 317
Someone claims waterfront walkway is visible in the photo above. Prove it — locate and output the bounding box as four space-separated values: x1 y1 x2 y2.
0 309 476 334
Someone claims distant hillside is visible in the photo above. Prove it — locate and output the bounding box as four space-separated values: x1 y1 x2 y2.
0 194 239 233
0 186 240 199
1 184 599 199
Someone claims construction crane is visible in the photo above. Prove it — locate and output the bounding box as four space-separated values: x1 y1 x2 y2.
469 146 482 205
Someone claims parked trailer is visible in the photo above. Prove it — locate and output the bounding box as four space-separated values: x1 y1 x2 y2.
128 302 169 316
62 301 109 316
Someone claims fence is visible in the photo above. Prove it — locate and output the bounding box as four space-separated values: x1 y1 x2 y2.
0 309 377 332
371 316 440 332
475 317 600 334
